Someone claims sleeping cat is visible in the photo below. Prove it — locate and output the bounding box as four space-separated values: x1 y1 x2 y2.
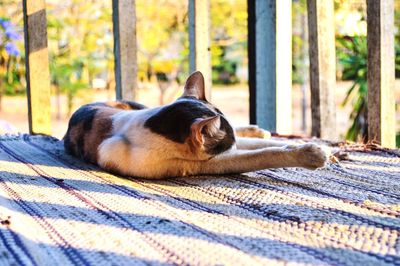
64 71 328 179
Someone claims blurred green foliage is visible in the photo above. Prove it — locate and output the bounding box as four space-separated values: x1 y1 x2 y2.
46 1 114 115
0 0 247 108
336 36 368 142
292 0 308 85
336 10 400 144
210 0 247 85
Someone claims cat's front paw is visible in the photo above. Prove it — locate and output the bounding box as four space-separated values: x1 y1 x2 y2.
296 143 328 170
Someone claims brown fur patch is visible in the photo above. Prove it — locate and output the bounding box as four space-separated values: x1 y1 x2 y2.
82 108 119 163
105 101 133 110
105 100 146 110
101 159 121 175
65 100 148 164
67 122 84 155
64 102 135 164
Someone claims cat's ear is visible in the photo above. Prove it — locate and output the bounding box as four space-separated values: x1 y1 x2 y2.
189 116 220 147
182 71 206 101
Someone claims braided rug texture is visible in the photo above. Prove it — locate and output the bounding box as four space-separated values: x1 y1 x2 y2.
0 134 398 266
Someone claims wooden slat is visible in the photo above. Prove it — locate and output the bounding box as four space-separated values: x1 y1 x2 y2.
248 0 292 133
367 0 396 148
23 0 51 135
189 0 211 100
112 0 137 100
307 0 336 139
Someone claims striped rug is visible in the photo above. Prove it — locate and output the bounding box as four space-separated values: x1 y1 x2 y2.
0 134 399 265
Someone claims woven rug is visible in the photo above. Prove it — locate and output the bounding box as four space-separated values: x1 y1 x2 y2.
0 134 399 266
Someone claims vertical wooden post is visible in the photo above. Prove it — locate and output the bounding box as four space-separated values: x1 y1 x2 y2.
248 0 256 124
367 0 395 148
112 0 137 100
307 0 336 139
189 0 211 100
248 0 292 133
23 0 52 135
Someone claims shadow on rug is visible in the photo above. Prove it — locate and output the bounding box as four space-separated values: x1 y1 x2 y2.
0 134 399 265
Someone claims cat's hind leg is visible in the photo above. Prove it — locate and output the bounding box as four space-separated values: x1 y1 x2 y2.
97 135 133 173
234 125 270 138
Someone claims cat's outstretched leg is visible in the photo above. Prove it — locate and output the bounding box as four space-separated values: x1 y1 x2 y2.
188 143 328 175
235 137 299 150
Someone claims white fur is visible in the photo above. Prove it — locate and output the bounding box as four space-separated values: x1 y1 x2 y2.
98 108 205 178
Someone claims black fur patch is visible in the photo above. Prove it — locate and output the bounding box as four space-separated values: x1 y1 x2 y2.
76 133 85 157
63 135 73 154
144 99 215 143
144 98 235 154
68 103 103 131
179 96 224 116
63 103 102 156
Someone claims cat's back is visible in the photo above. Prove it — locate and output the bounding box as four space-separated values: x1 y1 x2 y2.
63 101 146 163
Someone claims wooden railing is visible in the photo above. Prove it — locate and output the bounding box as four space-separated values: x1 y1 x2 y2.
22 0 396 148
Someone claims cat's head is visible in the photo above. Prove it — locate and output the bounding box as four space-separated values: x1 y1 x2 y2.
144 71 235 159
179 71 236 157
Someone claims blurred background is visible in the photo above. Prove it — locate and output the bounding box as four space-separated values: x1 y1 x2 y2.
0 0 399 145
